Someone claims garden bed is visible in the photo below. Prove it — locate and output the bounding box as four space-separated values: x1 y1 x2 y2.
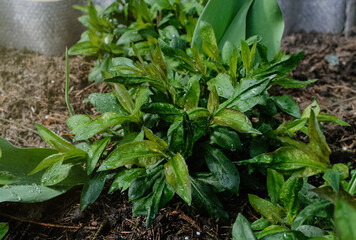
0 30 355 239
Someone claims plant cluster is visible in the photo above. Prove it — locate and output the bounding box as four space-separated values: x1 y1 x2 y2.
0 0 355 239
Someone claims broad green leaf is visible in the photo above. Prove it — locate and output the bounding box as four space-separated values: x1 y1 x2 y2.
291 200 332 230
184 75 201 110
255 225 291 239
105 76 165 93
308 110 331 164
210 127 242 151
260 231 308 240
73 112 134 141
323 168 342 193
187 107 210 121
128 166 163 201
41 160 69 186
279 176 303 224
214 108 261 134
117 30 143 45
0 137 81 203
204 145 239 194
267 168 284 203
207 73 234 99
190 177 229 221
0 171 15 185
167 115 194 157
98 141 164 171
141 102 183 115
239 147 328 177
241 40 256 74
143 127 168 152
114 84 135 114
208 86 219 114
295 225 326 238
251 218 270 231
218 76 272 112
199 21 219 60
219 0 254 50
272 95 301 118
67 115 92 133
35 124 76 152
246 0 284 60
222 41 236 66
301 100 320 119
108 168 145 194
87 137 110 175
84 93 127 115
133 86 151 114
192 0 243 50
257 52 305 79
248 194 285 223
272 77 317 89
29 149 86 175
164 153 191 204
0 222 8 239
317 114 350 126
347 170 356 195
232 214 257 240
334 199 356 240
80 171 109 210
68 41 99 55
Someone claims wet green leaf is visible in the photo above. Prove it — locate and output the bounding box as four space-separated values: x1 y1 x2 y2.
69 41 99 55
317 114 350 126
291 200 332 230
141 102 183 115
143 127 168 152
199 21 219 60
29 149 86 175
84 93 127 115
279 176 303 224
114 84 135 114
73 113 134 141
251 218 270 231
334 199 356 240
207 73 234 99
214 108 261 134
204 145 239 194
184 75 201 110
35 124 77 152
249 194 285 223
272 95 301 118
67 115 92 133
109 168 145 194
0 137 83 203
129 166 163 201
80 171 109 210
232 214 257 240
295 225 326 238
267 168 284 203
87 137 110 175
0 222 8 239
164 153 191 204
255 225 291 239
239 146 328 177
191 177 229 221
308 110 331 164
210 127 241 151
98 141 164 171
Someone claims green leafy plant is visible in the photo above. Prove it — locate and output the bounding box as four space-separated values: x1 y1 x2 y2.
0 222 8 240
69 0 205 83
0 0 352 234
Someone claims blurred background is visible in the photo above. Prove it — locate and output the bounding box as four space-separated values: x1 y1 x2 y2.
0 0 355 55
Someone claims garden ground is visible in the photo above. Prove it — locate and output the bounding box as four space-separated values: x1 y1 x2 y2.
0 30 355 239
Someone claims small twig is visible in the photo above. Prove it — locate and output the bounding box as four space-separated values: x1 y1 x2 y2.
329 96 356 108
75 83 95 97
0 212 98 230
91 220 105 240
0 117 39 135
170 210 202 232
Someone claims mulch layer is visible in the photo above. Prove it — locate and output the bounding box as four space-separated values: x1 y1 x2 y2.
0 30 355 239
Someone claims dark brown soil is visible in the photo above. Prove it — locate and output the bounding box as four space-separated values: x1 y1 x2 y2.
0 31 355 239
